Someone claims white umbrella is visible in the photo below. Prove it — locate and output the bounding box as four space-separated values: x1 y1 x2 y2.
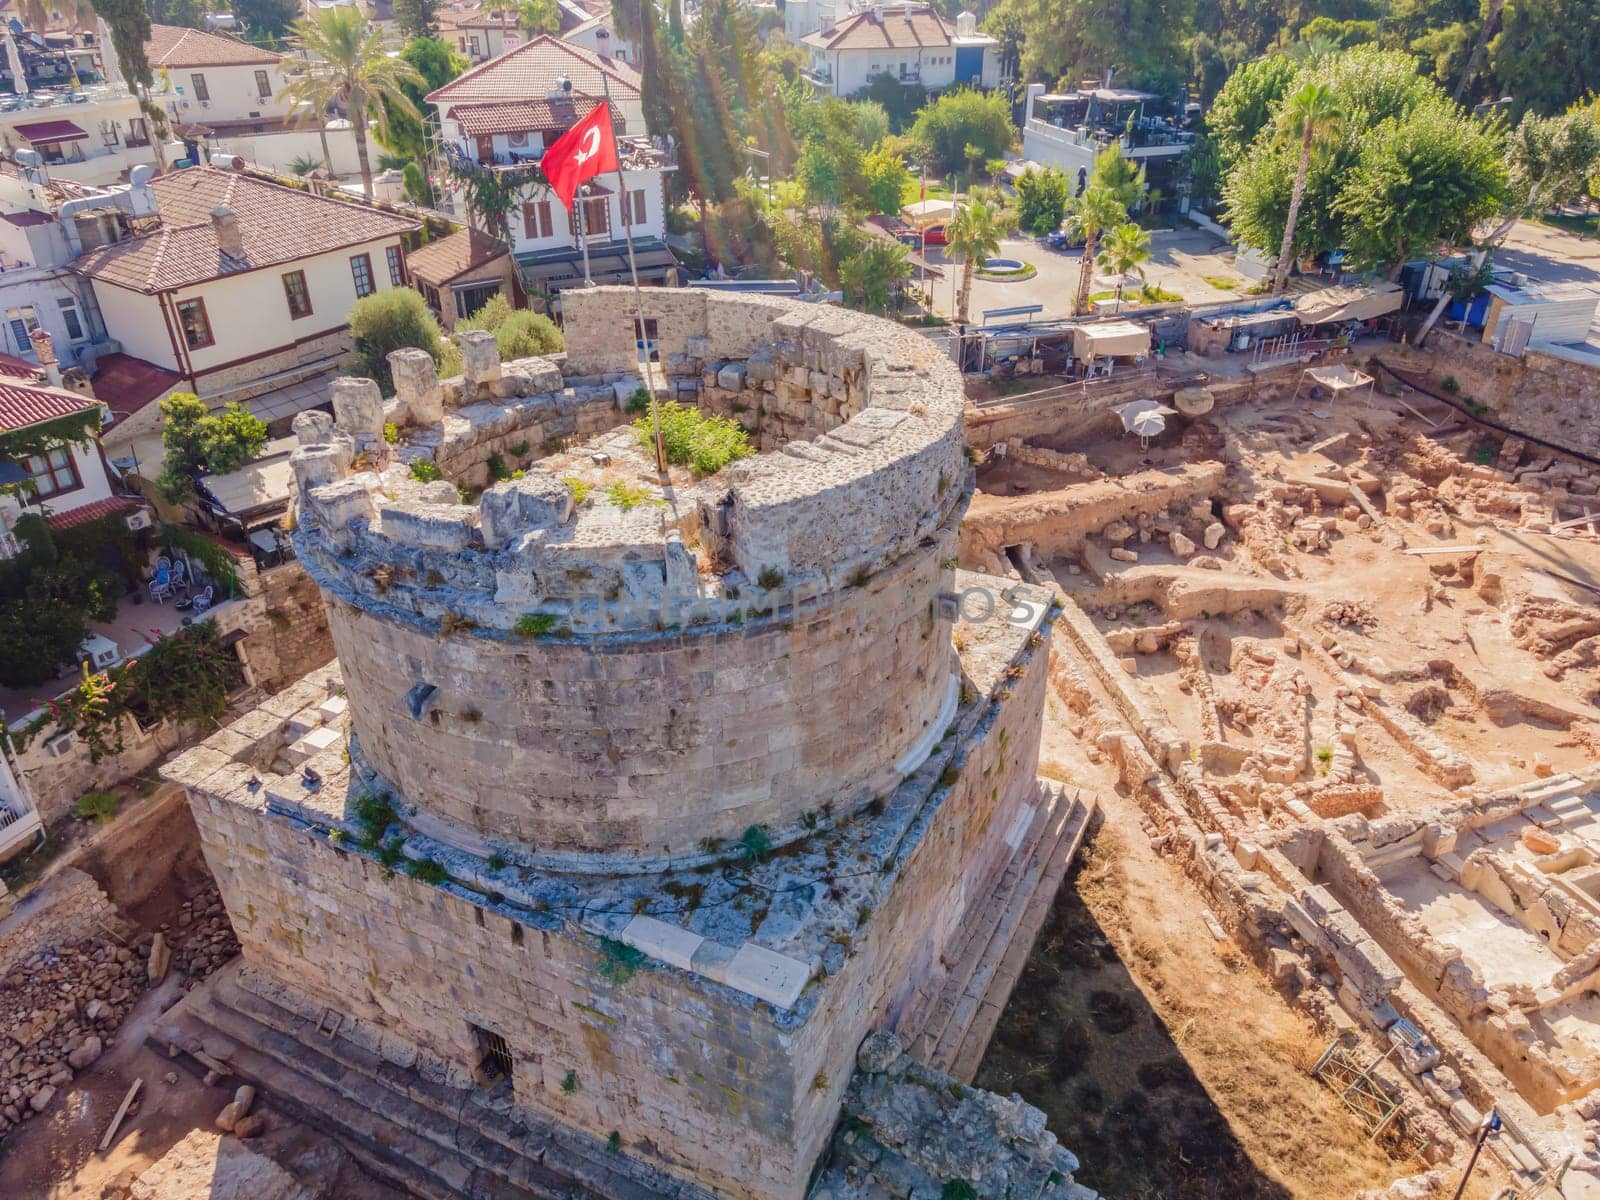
1115 398 1176 448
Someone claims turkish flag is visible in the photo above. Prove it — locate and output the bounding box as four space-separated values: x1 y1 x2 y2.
540 101 619 210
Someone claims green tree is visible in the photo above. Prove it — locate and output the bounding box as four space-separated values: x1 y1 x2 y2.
840 238 912 313
157 394 269 504
233 0 302 41
908 89 1013 177
945 200 1008 325
284 7 424 199
1270 82 1345 294
380 37 468 163
1417 106 1600 342
988 0 1194 90
1203 53 1298 181
854 74 927 134
458 295 565 358
1014 166 1070 235
1486 0 1600 117
859 143 912 215
1065 187 1129 315
91 0 168 168
846 101 891 151
1334 96 1503 276
147 0 206 29
349 289 449 393
391 0 440 39
518 0 560 35
1096 222 1153 308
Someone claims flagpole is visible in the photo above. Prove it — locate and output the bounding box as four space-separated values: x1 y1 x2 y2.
576 183 593 287
598 77 665 474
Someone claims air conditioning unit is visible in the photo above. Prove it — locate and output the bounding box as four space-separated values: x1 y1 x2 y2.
124 508 152 532
43 730 78 758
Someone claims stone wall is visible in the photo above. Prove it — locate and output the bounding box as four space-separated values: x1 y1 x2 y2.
171 594 1057 1200
1381 333 1600 461
0 867 129 977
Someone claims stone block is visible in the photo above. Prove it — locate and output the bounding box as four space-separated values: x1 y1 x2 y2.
379 504 478 550
460 331 502 392
290 444 349 494
284 726 341 766
390 349 443 425
479 472 574 550
721 943 812 1010
332 377 385 440
618 915 704 972
292 410 334 446
317 696 349 725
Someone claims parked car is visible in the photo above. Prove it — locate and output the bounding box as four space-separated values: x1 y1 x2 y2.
922 225 947 246
1042 229 1086 251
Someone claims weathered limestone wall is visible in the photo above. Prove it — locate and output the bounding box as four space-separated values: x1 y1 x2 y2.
322 547 954 867
1382 334 1600 461
177 607 1054 1200
560 288 791 377
0 867 129 977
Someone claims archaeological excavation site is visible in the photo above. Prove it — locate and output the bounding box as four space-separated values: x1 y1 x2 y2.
6 285 1600 1200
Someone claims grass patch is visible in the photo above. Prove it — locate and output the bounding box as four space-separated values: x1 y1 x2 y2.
562 476 592 504
408 459 442 483
601 480 662 511
638 400 754 477
625 387 652 415
597 937 646 985
514 613 560 638
406 858 448 885
74 790 120 824
1201 274 1241 291
1139 284 1184 303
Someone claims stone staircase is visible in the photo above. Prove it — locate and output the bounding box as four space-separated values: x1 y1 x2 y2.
908 781 1097 1083
155 964 711 1200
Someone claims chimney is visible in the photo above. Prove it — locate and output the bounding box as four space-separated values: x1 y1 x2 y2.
28 326 60 386
211 205 243 261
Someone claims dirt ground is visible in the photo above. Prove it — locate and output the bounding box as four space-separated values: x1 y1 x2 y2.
977 690 1505 1199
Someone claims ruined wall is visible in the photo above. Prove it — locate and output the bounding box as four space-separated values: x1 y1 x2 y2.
1382 333 1600 461
323 547 955 867
178 613 1054 1200
0 867 129 977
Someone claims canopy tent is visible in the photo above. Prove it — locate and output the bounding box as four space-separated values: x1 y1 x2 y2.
1293 282 1402 325
900 199 955 227
1293 363 1375 404
1072 319 1151 360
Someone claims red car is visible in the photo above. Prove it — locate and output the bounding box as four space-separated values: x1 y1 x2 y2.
921 225 948 246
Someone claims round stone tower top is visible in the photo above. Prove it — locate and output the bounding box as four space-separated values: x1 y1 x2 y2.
289 289 969 871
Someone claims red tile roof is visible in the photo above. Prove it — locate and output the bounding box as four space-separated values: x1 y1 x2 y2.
73 169 419 294
450 95 602 137
802 6 954 51
147 24 283 67
0 353 44 381
93 354 185 427
0 381 100 433
406 228 510 285
427 34 640 107
47 496 142 531
14 119 88 144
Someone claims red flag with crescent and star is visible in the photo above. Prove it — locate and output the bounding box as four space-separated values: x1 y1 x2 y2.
540 101 619 211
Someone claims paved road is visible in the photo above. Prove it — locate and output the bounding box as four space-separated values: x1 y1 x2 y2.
924 227 1254 322
1494 220 1600 285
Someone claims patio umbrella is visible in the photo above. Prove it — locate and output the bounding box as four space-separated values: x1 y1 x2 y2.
1115 398 1176 448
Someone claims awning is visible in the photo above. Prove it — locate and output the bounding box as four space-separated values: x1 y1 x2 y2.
14 119 88 144
1295 363 1375 404
901 199 955 227
1293 282 1402 325
518 245 677 290
1072 319 1150 359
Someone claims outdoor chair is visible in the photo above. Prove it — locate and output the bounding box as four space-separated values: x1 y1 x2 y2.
190 585 214 615
148 568 173 603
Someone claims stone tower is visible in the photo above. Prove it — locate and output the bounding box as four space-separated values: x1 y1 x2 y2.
164 290 1085 1200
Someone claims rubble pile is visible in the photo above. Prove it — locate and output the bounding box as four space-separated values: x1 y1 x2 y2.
0 938 142 1136
166 884 240 989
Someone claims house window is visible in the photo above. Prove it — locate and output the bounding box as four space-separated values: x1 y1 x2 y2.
579 195 608 239
254 69 272 98
522 199 553 239
177 298 214 349
126 117 149 147
99 121 118 147
620 187 647 227
57 297 86 342
386 245 405 287
282 270 312 319
350 253 375 298
457 282 501 318
468 35 481 55
24 447 80 499
190 73 210 102
5 305 37 356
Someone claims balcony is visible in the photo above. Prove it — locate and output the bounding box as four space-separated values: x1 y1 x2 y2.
0 789 42 863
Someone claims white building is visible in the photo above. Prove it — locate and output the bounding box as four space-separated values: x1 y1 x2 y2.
0 86 166 187
561 12 638 65
145 24 297 137
73 167 418 397
1018 83 1194 190
0 373 124 547
799 6 1002 98
427 36 676 293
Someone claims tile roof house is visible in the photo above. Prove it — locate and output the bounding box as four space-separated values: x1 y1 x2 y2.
73 168 418 396
405 228 517 330
146 24 298 133
798 5 1001 97
426 36 675 294
0 378 129 544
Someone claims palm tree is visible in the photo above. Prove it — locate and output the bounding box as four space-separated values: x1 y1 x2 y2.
945 201 1007 325
1270 82 1345 296
1064 186 1128 315
1096 222 1152 310
283 7 423 199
